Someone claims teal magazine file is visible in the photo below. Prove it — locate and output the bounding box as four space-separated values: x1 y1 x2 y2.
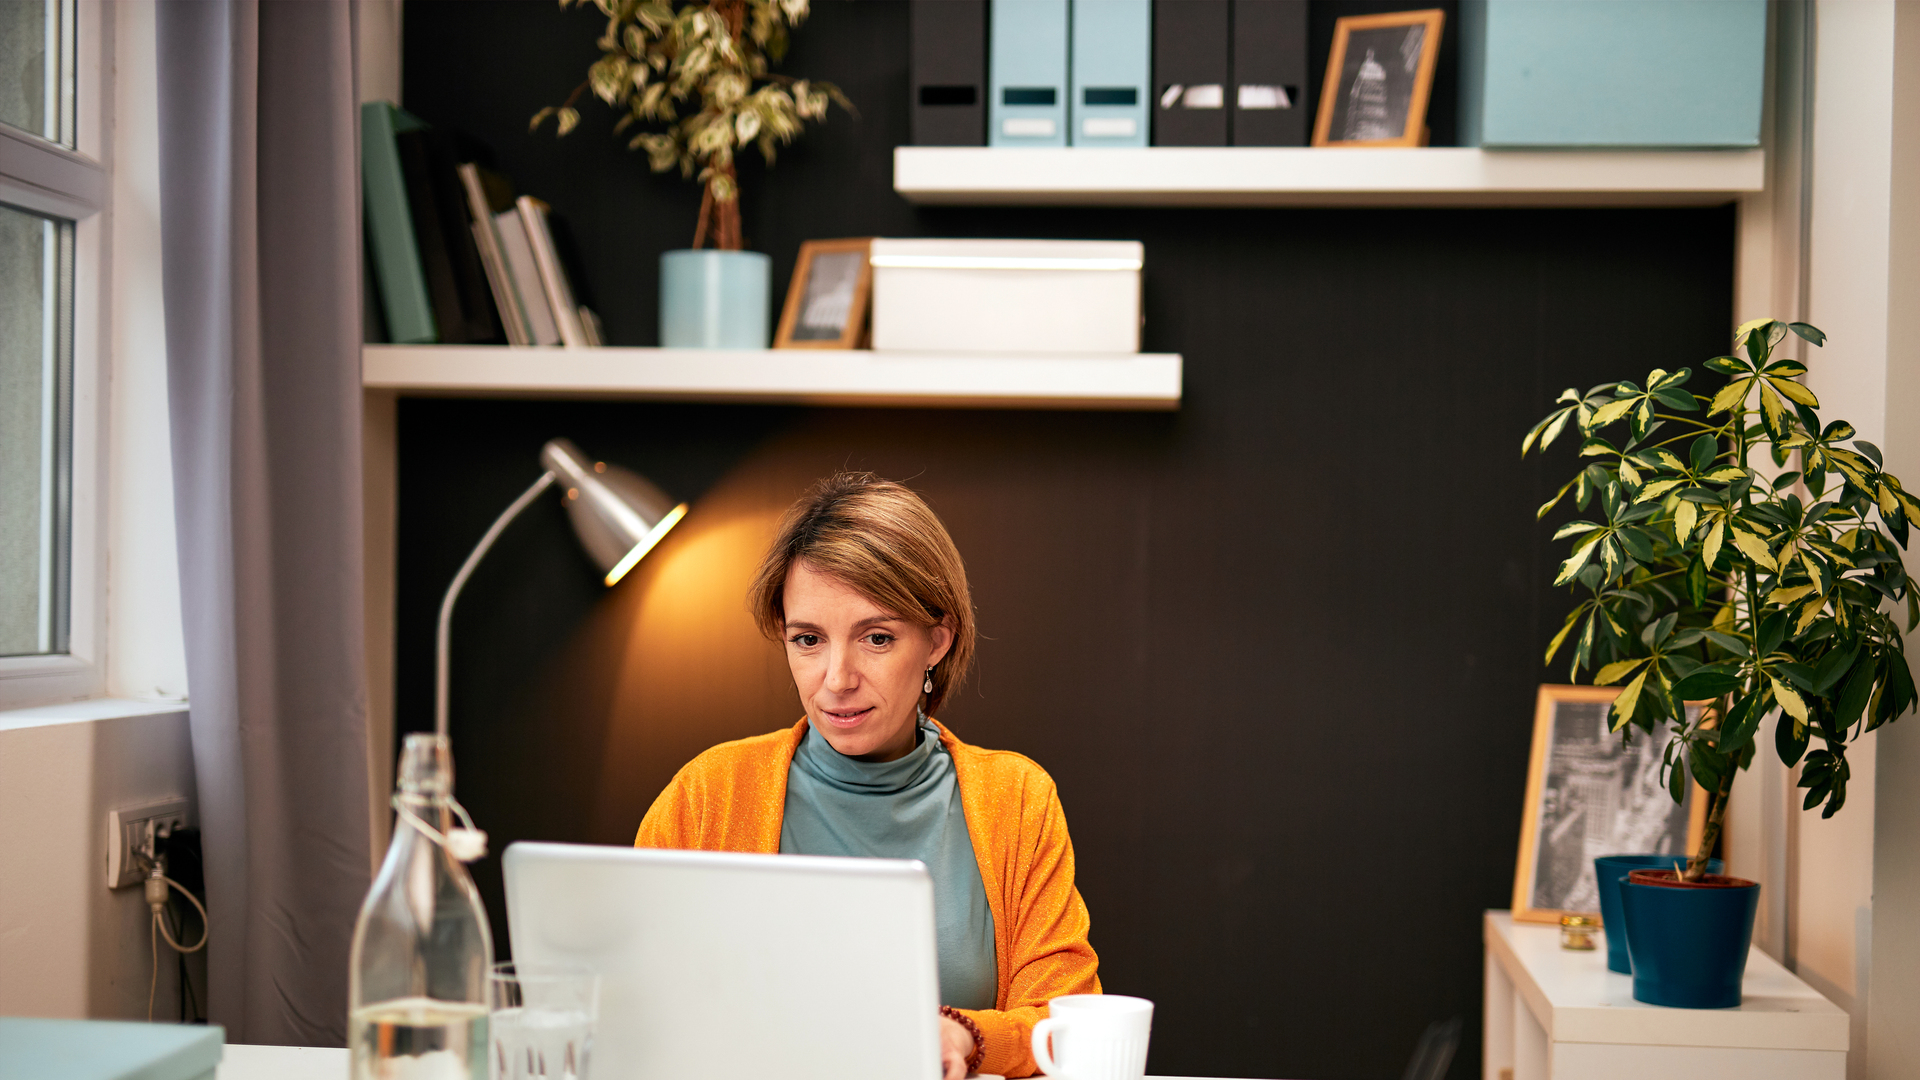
1070 0 1150 146
989 0 1069 146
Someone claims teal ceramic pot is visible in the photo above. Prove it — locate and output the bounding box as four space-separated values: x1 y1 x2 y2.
1594 854 1722 974
659 249 771 349
1620 870 1759 1008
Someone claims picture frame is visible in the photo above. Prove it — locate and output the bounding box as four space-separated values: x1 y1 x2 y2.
775 237 874 349
1512 685 1710 925
1312 9 1445 148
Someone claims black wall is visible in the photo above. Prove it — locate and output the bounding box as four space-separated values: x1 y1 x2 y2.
399 5 1736 1078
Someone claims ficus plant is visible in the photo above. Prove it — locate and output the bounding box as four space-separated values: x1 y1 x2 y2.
1524 319 1919 881
534 0 848 252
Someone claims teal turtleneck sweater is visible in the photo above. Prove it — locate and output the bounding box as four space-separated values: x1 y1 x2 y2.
779 717 999 1010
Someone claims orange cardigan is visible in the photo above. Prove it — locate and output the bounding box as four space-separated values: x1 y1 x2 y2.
635 718 1101 1077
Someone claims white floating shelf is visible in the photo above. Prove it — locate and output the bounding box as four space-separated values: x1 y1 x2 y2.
893 146 1766 207
363 345 1181 411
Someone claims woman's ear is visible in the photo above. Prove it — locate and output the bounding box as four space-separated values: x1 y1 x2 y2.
926 618 955 668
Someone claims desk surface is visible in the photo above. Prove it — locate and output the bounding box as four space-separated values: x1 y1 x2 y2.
1484 909 1848 1051
214 1044 1260 1080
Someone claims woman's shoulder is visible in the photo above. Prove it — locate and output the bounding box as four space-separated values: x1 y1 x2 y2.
671 722 806 786
939 724 1060 796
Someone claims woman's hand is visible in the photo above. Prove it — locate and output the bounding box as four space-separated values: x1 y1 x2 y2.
939 1014 977 1080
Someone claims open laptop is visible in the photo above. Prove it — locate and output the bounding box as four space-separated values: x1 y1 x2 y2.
502 842 944 1080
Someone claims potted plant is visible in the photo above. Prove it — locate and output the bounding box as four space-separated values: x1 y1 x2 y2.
536 0 848 348
1524 318 1917 1007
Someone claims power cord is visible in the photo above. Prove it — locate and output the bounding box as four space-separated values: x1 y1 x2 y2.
144 861 208 1022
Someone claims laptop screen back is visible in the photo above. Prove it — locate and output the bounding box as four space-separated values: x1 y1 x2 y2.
503 842 943 1080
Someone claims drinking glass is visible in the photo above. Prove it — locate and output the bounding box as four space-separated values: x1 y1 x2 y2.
489 963 599 1080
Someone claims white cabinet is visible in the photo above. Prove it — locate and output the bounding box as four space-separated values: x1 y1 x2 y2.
1482 911 1846 1080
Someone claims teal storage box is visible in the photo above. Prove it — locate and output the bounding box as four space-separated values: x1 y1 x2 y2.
0 1018 224 1080
1459 0 1766 147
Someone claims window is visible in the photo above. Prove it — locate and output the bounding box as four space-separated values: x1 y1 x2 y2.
0 0 106 704
0 204 72 657
0 0 76 147
1 0 79 659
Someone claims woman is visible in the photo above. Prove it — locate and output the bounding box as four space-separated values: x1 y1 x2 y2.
636 472 1100 1079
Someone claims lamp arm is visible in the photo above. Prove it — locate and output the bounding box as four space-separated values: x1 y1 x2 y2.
436 470 558 738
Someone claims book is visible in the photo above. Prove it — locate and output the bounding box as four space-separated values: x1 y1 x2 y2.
515 196 589 350
359 101 436 343
1153 0 1231 145
396 129 480 343
988 0 1069 146
1069 0 1150 146
909 0 987 145
420 133 502 343
1231 0 1310 146
457 163 532 346
494 210 562 346
579 306 606 348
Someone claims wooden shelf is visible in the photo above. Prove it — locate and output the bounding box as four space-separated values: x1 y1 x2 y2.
892 146 1766 207
362 345 1182 411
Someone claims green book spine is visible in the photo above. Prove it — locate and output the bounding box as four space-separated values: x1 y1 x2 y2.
360 101 437 344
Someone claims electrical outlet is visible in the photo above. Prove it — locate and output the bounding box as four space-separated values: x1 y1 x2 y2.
106 798 189 889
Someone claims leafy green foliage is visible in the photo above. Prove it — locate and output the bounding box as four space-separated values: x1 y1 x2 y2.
1525 320 1916 846
534 0 849 249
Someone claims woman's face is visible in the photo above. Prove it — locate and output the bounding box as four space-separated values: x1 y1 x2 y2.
781 560 953 762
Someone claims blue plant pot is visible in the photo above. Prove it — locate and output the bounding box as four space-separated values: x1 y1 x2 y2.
1620 870 1759 1008
1594 854 1721 974
659 249 771 349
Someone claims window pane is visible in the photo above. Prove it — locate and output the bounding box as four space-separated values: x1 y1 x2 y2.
0 0 75 146
0 202 72 657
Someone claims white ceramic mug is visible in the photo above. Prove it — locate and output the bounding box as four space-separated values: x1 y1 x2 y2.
1029 995 1153 1080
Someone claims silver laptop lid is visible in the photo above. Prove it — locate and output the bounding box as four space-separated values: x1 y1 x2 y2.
503 842 943 1080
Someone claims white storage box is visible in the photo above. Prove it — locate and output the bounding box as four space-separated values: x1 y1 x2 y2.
869 239 1142 354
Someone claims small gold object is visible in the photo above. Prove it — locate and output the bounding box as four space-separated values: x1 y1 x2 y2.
1560 914 1599 951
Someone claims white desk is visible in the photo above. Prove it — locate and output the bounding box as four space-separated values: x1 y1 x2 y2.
217 1044 349 1079
1482 910 1848 1080
215 1044 1259 1080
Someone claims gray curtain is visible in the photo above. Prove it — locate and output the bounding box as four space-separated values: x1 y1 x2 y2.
156 0 371 1046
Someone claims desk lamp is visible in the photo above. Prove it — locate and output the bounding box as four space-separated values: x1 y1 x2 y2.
353 439 683 1053
435 437 687 738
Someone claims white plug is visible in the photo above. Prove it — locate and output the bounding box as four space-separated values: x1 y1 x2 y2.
144 870 169 913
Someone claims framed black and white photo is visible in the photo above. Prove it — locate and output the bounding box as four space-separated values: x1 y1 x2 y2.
775 238 873 349
1312 9 1444 148
1512 685 1709 924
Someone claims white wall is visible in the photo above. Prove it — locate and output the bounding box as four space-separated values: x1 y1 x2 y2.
1865 5 1920 1077
1802 2 1893 1074
106 0 187 703
1794 3 1920 1077
1702 3 1918 1075
0 702 199 1020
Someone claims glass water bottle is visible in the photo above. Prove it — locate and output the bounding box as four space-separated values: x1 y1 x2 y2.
349 733 494 1080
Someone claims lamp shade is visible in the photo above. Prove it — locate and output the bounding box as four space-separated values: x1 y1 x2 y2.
539 438 687 585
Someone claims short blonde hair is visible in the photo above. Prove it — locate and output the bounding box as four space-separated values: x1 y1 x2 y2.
748 473 976 713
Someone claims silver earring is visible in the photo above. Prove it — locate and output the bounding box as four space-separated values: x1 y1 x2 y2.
923 669 934 694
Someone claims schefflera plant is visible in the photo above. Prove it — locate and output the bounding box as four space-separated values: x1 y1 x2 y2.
535 0 847 252
1524 318 1919 880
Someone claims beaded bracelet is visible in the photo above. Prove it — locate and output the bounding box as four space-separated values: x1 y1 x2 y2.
938 1005 986 1073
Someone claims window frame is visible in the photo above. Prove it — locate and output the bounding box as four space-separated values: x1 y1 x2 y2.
0 0 110 709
